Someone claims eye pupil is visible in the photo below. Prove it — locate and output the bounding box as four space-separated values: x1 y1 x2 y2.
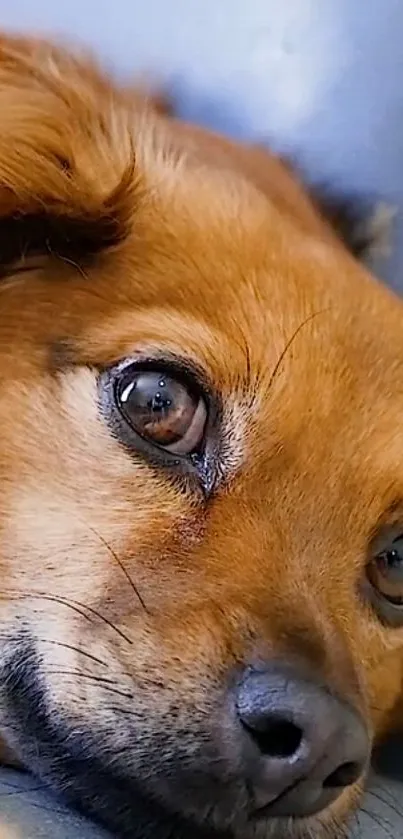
378 547 403 578
385 549 400 566
151 392 167 411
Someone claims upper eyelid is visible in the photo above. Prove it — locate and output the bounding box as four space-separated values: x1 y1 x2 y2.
104 355 218 417
369 516 403 557
367 500 403 537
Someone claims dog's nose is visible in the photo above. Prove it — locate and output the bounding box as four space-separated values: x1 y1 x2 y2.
235 664 369 818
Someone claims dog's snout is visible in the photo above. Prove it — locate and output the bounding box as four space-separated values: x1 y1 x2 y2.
235 664 369 818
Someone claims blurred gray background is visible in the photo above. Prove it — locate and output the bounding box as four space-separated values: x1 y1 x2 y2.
1 0 403 288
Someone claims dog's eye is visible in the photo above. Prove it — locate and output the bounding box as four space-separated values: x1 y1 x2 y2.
367 537 403 604
115 367 207 455
366 533 403 624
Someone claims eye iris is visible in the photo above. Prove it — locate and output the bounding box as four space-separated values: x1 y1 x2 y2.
118 370 199 447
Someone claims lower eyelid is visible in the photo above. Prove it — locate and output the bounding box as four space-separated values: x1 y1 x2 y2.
362 575 403 628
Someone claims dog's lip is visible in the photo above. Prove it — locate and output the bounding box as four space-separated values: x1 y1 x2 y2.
249 776 301 820
249 775 339 821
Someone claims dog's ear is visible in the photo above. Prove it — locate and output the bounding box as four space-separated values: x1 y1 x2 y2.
311 187 396 263
278 155 395 263
0 34 140 275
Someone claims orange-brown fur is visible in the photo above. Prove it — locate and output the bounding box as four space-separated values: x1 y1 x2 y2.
0 31 402 839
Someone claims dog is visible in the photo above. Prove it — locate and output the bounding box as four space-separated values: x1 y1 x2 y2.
0 31 402 839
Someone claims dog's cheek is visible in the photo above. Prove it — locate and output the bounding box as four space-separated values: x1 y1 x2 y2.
0 366 192 602
0 610 249 831
363 645 403 738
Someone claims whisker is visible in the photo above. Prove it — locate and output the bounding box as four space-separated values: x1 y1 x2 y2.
54 251 89 281
0 784 47 798
0 590 133 647
359 806 395 839
267 309 331 394
103 706 139 716
0 777 46 792
43 668 119 686
367 786 403 817
352 812 362 839
87 525 149 614
42 668 134 700
36 639 109 668
5 592 93 624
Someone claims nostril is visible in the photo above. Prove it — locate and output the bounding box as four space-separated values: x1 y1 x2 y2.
323 761 362 789
248 719 303 758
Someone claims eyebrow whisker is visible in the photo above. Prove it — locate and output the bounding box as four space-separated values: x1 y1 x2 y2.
267 308 331 393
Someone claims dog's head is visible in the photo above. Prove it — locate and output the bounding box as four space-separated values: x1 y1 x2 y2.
0 33 403 839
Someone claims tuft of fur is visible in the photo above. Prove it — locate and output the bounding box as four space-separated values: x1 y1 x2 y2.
0 35 142 269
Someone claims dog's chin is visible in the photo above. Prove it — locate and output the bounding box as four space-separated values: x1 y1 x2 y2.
87 806 357 839
0 634 359 839
92 785 360 839
2 721 358 839
62 781 358 839
2 720 360 839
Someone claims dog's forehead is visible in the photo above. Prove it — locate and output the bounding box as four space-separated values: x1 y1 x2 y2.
4 149 403 428
93 174 403 397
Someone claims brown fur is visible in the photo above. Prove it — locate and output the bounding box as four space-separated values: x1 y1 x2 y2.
0 31 402 839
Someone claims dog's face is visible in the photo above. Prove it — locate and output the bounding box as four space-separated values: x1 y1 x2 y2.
1 34 403 839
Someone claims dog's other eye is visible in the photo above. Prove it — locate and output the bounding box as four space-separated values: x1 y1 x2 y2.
367 537 403 604
115 367 207 455
366 533 403 624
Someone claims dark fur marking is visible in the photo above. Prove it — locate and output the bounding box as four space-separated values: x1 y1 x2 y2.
0 634 223 839
48 338 77 373
0 209 123 278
